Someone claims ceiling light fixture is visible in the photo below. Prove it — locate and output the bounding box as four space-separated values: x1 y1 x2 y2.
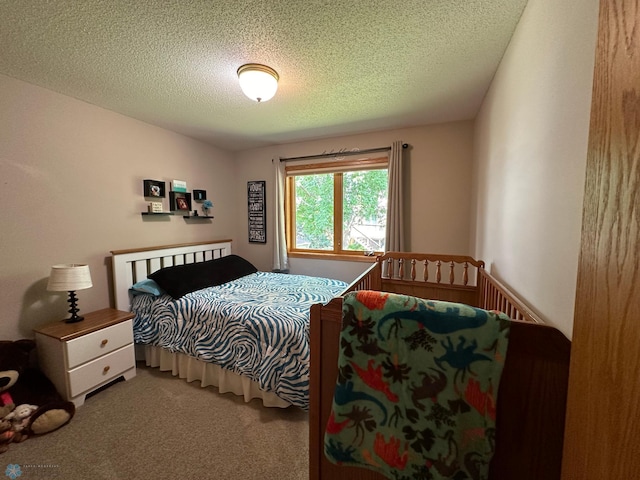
237 63 279 103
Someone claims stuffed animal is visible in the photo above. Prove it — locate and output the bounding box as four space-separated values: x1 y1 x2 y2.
4 404 38 445
5 404 38 433
0 391 14 419
0 340 75 445
0 419 14 454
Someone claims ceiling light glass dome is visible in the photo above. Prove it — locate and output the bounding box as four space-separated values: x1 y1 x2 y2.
237 63 279 102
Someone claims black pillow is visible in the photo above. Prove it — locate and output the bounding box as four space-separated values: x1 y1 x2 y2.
148 254 257 299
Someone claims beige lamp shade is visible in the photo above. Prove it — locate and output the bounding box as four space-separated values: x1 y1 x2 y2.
47 264 93 291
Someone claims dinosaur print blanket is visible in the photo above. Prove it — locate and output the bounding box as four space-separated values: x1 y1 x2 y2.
324 290 510 480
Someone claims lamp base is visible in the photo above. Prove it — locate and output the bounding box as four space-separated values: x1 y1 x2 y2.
64 315 85 324
64 290 84 323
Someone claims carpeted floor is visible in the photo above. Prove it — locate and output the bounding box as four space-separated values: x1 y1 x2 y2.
2 363 309 479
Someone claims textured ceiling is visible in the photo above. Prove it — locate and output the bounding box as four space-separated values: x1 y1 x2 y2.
0 0 528 152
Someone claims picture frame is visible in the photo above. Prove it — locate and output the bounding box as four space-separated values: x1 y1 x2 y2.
169 191 192 211
176 198 188 210
247 180 266 244
171 180 187 193
193 189 207 201
143 179 166 198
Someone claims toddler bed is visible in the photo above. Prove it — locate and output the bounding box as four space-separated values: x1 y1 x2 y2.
309 252 571 480
111 240 347 409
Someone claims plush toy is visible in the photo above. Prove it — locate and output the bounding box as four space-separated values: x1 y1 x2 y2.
0 419 14 454
0 392 14 419
4 404 38 445
0 340 75 446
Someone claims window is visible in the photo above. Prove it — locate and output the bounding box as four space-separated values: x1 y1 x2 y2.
285 157 388 257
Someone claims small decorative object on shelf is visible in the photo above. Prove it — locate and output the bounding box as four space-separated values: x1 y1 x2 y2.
143 179 166 198
148 202 163 213
202 199 213 217
169 191 192 211
171 180 187 193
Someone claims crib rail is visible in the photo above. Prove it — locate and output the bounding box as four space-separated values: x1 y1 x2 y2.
343 261 381 293
378 252 485 285
342 252 542 324
478 269 543 324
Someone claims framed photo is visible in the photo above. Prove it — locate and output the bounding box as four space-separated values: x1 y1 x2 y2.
193 189 207 201
143 179 166 198
169 191 192 211
176 198 188 210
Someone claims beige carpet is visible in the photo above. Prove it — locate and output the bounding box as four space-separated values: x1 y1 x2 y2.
2 363 309 479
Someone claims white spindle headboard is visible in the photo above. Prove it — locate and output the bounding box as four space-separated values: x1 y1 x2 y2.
110 240 232 311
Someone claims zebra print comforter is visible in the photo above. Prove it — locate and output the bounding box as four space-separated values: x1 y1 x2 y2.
131 271 348 409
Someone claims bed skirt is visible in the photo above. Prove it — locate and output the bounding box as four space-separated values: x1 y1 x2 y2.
141 345 292 409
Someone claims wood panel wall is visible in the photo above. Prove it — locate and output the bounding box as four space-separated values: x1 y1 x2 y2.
562 0 640 477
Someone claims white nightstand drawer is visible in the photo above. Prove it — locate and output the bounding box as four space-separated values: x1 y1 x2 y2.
65 319 133 368
68 343 135 397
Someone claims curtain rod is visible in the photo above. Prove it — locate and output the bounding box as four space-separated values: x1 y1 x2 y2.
279 143 409 162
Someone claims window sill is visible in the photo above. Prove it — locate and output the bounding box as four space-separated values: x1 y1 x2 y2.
287 251 379 263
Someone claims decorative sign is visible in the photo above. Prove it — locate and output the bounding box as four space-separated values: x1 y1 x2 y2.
148 202 163 213
171 180 187 193
248 180 266 244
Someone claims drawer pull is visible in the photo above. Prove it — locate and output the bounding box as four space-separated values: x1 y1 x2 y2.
103 365 111 374
100 339 109 347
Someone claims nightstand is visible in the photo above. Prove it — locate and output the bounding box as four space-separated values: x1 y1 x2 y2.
34 308 136 407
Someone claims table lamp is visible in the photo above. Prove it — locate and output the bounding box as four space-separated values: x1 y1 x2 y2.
47 264 93 323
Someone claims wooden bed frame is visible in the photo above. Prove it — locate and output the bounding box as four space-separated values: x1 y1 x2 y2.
309 252 571 480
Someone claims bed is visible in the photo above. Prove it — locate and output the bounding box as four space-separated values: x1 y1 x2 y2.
111 240 347 409
309 252 571 480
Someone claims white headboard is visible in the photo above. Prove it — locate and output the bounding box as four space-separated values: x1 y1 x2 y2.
110 240 232 311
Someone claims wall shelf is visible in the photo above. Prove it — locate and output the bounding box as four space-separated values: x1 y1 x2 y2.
141 212 174 216
183 215 214 219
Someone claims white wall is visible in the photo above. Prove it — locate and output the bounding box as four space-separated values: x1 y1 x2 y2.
472 0 599 337
233 121 476 282
6 0 598 340
0 74 236 339
0 72 476 339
